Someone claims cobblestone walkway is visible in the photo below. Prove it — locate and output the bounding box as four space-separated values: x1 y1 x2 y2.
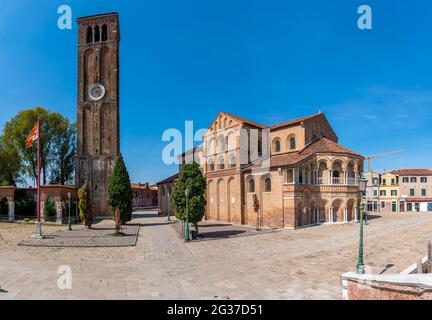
0 210 432 299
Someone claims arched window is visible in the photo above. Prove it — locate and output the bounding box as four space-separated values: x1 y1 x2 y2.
94 25 100 42
219 157 225 170
274 139 281 152
208 159 215 171
218 136 225 153
101 24 108 41
290 137 296 150
229 154 236 168
265 178 271 192
86 26 93 44
207 138 215 155
249 179 255 193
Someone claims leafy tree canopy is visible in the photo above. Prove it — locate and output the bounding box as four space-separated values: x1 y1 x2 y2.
108 154 133 224
1 107 75 186
171 162 206 231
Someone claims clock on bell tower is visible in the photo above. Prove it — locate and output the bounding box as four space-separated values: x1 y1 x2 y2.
76 13 120 216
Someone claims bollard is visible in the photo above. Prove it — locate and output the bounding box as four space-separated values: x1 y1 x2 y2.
417 258 423 274
427 240 432 273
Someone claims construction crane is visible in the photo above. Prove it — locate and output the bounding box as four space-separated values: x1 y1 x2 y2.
365 150 404 174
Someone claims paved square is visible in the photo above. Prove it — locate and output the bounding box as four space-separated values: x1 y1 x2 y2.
0 210 431 299
170 219 280 242
18 221 139 248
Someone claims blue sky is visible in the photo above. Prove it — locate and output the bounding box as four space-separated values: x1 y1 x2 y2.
0 0 431 184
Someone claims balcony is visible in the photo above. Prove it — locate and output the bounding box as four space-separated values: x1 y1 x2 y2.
332 177 342 185
284 169 359 187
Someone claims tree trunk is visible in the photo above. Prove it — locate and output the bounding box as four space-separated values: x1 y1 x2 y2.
85 212 92 229
194 222 199 234
115 208 121 234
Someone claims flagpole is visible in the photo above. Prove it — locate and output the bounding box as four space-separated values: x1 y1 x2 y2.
35 117 43 238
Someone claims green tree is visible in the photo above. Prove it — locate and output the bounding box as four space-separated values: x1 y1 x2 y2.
0 136 21 186
78 182 92 228
171 162 206 233
49 121 76 185
44 197 56 221
2 107 75 185
108 154 133 227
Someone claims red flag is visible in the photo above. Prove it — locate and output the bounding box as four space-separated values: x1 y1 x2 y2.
25 122 38 149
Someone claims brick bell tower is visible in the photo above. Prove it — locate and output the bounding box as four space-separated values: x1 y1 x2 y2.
76 13 120 216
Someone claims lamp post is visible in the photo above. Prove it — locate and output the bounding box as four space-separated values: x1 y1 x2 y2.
67 192 72 231
167 192 171 222
185 188 190 241
357 177 368 274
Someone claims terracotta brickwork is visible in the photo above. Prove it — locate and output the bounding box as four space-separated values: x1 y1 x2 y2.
157 174 178 216
76 13 120 216
342 272 432 300
131 183 158 208
0 186 78 223
159 112 364 229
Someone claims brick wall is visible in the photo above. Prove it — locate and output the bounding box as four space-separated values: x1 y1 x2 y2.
341 272 432 300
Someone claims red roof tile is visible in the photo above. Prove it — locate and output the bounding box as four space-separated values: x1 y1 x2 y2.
245 137 362 170
392 169 432 176
221 112 324 130
222 112 267 129
299 137 361 157
269 113 323 130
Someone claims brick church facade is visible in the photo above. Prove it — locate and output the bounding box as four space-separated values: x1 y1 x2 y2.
160 112 364 229
75 13 120 216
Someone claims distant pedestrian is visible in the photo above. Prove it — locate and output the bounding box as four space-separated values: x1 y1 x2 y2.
363 211 369 225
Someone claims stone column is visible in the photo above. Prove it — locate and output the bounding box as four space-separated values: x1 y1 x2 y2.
329 170 333 185
329 208 333 223
354 207 358 222
316 208 320 224
56 200 63 224
344 208 348 223
8 200 14 222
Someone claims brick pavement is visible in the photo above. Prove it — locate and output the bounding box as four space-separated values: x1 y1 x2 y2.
18 221 139 247
0 210 431 300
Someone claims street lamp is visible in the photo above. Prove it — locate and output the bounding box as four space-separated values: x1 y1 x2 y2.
167 192 171 222
185 188 190 241
67 192 72 231
357 177 368 274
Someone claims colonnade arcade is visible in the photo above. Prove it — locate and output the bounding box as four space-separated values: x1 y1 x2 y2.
296 192 359 228
0 186 78 223
283 157 360 186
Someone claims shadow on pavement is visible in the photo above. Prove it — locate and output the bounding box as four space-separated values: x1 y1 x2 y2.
365 214 382 221
200 223 232 228
132 213 159 219
198 230 246 239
